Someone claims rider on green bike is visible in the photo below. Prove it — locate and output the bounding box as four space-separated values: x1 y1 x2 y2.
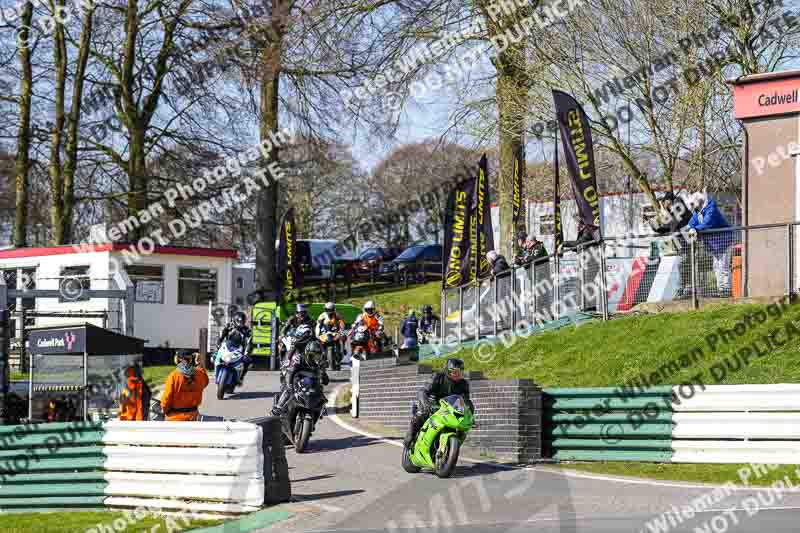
404 358 475 447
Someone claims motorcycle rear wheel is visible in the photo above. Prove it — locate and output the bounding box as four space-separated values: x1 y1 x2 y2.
434 435 460 478
294 417 312 453
401 444 421 473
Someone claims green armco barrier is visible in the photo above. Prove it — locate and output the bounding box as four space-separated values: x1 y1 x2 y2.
0 471 106 483
544 386 675 463
0 421 108 511
546 422 673 439
552 450 674 462
542 386 674 396
0 430 105 450
545 396 671 410
0 481 107 498
549 412 673 423
548 438 673 450
0 496 107 509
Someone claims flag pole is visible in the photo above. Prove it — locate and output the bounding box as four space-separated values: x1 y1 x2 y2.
554 126 561 320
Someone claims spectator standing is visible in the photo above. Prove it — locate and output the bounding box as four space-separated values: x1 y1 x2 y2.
649 192 693 298
486 250 510 276
688 191 733 297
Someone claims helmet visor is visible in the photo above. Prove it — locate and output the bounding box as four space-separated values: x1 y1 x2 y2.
447 367 463 381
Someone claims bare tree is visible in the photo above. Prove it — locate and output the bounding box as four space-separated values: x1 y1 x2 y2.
45 0 95 243
11 2 34 247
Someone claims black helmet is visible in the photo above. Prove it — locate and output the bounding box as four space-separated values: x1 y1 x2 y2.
423 305 433 315
226 331 244 350
294 324 313 343
445 358 465 381
234 311 247 327
305 340 322 364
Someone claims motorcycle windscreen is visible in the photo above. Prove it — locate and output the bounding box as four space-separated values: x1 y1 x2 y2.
443 395 466 414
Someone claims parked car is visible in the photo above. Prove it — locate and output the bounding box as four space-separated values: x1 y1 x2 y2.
355 247 403 274
379 244 443 276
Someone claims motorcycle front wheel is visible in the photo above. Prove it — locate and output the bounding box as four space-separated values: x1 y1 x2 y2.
434 435 460 478
401 444 421 473
294 417 312 453
216 369 227 400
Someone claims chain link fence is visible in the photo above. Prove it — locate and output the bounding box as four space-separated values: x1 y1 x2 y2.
441 223 800 341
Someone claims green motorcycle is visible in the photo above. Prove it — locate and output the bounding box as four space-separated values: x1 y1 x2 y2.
402 394 474 478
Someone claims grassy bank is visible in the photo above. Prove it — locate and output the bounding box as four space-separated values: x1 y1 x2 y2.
428 301 800 387
346 281 440 338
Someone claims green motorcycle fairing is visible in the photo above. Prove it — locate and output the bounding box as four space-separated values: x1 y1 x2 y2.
410 394 474 469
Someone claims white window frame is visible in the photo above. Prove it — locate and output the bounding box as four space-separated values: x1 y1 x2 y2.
177 266 218 306
125 264 165 304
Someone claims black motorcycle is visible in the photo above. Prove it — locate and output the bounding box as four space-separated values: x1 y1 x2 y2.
277 357 328 453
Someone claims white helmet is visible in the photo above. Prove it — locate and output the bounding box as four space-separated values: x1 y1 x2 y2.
325 302 335 312
363 301 375 314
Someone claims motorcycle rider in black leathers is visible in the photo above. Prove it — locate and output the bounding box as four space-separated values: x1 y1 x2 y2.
404 358 474 447
272 339 330 416
217 311 253 384
278 304 315 362
419 305 439 338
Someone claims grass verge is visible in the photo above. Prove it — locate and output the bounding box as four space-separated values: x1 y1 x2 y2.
0 510 223 533
559 462 800 487
142 365 175 389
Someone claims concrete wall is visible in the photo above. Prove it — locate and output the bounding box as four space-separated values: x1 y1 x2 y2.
355 357 542 463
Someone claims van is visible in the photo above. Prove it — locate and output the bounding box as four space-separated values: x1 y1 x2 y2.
297 239 340 280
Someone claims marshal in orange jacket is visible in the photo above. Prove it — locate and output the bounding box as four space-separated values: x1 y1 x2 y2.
160 367 209 421
119 366 151 421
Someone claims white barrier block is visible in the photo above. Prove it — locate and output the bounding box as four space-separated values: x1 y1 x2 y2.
673 412 800 439
103 496 260 515
672 384 800 412
672 440 800 464
104 472 264 507
103 421 261 448
103 445 262 475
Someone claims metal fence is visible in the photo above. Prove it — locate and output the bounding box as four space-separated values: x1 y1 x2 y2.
441 222 800 341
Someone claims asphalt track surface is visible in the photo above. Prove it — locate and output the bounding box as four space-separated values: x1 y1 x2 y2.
201 370 800 533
